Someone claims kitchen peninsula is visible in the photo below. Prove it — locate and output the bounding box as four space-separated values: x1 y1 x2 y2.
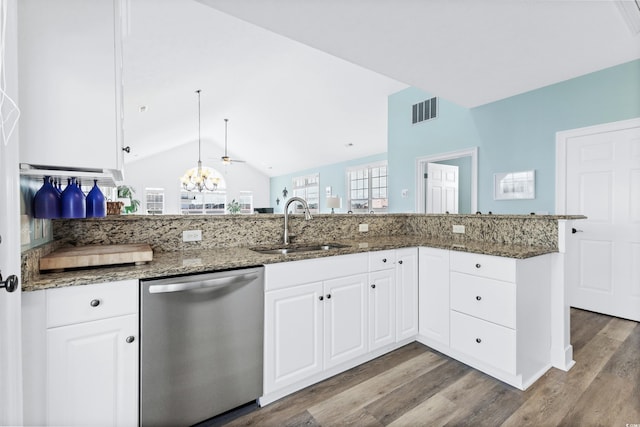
21 213 584 425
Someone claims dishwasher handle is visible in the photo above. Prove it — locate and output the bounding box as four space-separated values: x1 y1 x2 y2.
148 272 260 294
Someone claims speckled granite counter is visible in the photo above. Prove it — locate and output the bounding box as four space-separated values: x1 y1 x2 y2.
22 235 557 292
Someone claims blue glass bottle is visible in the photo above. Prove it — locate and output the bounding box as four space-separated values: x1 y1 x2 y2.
33 176 61 218
86 180 106 218
61 178 86 218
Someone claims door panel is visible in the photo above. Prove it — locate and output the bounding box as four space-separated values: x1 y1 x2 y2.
426 163 459 214
566 123 640 321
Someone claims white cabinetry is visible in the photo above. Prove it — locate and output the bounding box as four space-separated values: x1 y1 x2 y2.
395 248 418 341
417 249 552 390
418 247 450 349
264 254 368 398
368 250 396 351
263 249 417 404
22 280 139 426
18 0 125 178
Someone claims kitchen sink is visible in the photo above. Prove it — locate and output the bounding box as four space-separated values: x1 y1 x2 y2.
251 243 350 255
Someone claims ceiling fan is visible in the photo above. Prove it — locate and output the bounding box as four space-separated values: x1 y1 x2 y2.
221 118 246 165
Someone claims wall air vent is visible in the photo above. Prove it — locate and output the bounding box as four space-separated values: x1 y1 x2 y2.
412 97 438 124
615 0 640 35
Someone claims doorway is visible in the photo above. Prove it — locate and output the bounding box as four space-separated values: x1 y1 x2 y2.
556 117 640 321
416 147 478 214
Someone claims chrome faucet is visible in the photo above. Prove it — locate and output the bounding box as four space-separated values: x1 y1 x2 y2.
284 197 313 244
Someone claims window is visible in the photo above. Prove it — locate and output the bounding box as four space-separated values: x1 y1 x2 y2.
347 162 388 213
238 191 253 214
291 173 319 213
180 190 227 215
145 188 165 215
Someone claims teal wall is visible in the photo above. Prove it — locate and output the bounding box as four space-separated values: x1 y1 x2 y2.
270 153 387 213
389 59 640 213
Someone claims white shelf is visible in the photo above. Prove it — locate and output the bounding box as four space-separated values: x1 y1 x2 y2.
20 164 118 188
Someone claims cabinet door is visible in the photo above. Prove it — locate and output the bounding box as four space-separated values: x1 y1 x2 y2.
324 274 368 369
264 282 324 393
368 269 396 351
47 314 138 427
396 248 419 341
419 247 450 347
18 0 124 172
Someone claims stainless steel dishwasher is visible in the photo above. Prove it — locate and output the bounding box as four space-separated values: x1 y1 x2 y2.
140 267 264 427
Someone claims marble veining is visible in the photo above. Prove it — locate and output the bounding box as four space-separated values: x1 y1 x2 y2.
22 213 585 292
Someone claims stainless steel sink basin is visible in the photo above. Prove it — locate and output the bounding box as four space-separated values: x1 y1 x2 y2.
251 243 350 255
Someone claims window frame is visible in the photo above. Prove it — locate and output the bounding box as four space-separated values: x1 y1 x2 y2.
346 161 388 213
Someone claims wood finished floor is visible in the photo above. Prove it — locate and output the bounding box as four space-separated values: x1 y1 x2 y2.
220 309 640 427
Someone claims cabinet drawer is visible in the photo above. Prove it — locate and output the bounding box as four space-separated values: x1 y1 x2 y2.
450 272 516 328
450 311 516 374
450 251 516 282
46 280 138 328
369 250 396 271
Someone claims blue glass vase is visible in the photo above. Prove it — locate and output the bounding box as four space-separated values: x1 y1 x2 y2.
86 180 106 218
61 178 86 218
33 176 61 218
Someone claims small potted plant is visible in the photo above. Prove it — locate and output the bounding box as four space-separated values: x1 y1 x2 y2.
227 199 241 215
117 185 140 214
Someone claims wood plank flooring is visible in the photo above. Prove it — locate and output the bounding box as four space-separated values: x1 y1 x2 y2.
214 309 639 426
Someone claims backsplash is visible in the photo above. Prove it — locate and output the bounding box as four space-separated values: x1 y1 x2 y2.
49 213 563 253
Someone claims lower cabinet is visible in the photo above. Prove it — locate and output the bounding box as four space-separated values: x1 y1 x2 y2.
395 248 418 341
263 250 416 402
417 248 552 390
47 313 138 427
22 280 139 427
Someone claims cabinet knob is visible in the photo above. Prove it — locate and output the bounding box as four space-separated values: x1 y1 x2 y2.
371 284 376 289
90 299 100 307
476 296 482 301
382 258 387 263
398 260 403 265
326 294 332 299
126 336 135 344
319 295 324 301
122 146 131 153
475 338 482 343
475 263 481 269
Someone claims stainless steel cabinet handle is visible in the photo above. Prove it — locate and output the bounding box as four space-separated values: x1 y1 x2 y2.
148 272 259 294
90 299 100 307
126 336 135 343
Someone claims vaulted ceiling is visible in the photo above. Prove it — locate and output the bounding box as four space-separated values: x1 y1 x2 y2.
124 0 640 176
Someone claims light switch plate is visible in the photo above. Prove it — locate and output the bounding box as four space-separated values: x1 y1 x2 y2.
452 225 465 234
182 230 202 242
359 223 369 232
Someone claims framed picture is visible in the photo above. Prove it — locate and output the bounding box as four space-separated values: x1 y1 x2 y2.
493 170 535 200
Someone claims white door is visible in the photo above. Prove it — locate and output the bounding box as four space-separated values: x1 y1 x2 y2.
368 269 395 351
426 163 459 213
559 118 640 321
0 0 23 423
47 314 138 427
324 274 368 369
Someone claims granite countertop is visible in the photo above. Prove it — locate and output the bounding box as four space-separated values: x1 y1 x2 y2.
22 235 557 292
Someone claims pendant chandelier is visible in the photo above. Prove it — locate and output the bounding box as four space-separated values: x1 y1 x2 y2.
180 89 220 192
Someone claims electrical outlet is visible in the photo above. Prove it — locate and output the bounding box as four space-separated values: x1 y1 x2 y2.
359 223 369 232
452 225 465 234
182 230 202 242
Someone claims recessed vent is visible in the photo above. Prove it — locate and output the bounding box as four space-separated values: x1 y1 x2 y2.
412 97 438 124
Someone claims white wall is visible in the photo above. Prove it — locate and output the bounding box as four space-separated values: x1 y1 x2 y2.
123 140 270 214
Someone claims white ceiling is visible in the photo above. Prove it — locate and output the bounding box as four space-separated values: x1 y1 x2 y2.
124 0 640 177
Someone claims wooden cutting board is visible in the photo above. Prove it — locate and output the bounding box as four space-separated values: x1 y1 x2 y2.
40 244 153 272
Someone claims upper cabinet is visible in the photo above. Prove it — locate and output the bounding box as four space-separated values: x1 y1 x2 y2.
18 0 126 180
